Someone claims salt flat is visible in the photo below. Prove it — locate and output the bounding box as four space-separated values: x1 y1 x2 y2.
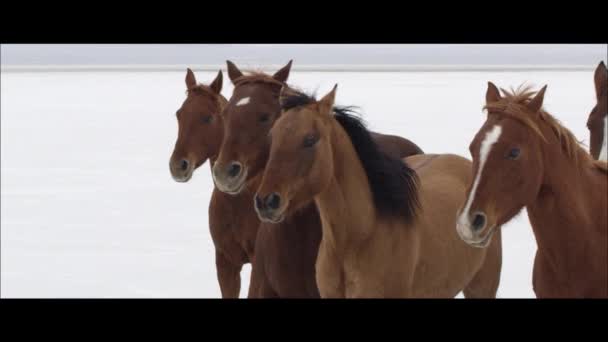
0 70 597 298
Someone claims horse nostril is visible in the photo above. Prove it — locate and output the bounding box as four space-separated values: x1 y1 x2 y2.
227 162 242 178
180 159 189 171
266 193 281 210
471 212 487 232
254 194 264 211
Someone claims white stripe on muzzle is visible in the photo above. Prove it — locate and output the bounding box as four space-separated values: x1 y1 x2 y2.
457 125 503 237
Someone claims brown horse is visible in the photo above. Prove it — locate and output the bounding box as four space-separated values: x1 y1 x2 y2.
254 86 502 298
587 61 607 161
169 69 259 298
170 68 225 181
212 61 424 297
456 82 608 298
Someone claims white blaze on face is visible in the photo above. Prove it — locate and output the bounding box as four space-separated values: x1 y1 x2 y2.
599 115 608 161
457 125 503 238
236 97 250 107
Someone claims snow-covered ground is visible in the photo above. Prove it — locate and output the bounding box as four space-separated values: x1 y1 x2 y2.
0 70 597 298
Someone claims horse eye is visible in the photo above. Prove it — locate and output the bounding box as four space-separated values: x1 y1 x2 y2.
506 147 520 160
259 113 271 123
201 115 213 124
302 134 319 148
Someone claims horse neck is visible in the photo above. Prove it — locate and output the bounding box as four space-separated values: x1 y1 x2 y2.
205 96 228 177
314 120 377 252
527 121 602 261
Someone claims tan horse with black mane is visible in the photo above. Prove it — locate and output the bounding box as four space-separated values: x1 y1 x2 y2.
254 85 503 298
457 82 607 298
213 61 424 297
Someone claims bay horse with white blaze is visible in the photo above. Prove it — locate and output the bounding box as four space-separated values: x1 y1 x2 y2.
169 69 260 298
213 61 424 297
254 85 503 298
457 82 607 298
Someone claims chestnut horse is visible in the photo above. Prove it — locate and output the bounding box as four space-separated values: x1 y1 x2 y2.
169 69 259 298
254 86 503 298
212 61 424 297
587 61 607 161
456 83 607 298
170 69 225 181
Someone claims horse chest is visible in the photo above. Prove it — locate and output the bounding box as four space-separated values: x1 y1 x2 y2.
531 225 607 298
533 253 606 297
209 189 259 262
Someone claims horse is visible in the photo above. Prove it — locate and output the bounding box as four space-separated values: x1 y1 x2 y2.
456 82 608 298
212 61 424 297
587 61 607 161
169 69 225 181
169 68 259 298
253 85 503 298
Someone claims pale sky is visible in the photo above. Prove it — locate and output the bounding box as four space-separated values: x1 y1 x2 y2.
1 44 606 66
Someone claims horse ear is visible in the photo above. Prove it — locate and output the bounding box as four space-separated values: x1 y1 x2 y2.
594 61 607 101
318 84 337 115
486 82 501 103
273 60 293 83
226 60 243 84
527 85 547 114
209 70 223 94
186 68 197 90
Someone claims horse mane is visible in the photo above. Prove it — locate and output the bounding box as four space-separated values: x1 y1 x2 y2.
484 84 607 174
233 72 285 89
280 88 318 111
280 90 420 222
186 84 228 109
228 72 287 106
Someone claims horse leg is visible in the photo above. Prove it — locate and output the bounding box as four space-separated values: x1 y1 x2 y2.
249 277 278 298
315 245 345 298
247 254 278 298
532 250 570 298
463 229 503 298
216 251 243 298
247 260 261 298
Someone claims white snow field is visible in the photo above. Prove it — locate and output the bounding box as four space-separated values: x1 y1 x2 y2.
0 70 598 298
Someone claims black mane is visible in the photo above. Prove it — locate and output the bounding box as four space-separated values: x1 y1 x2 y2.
280 91 420 222
280 89 316 111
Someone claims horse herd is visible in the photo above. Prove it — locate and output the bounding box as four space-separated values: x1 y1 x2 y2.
169 60 608 298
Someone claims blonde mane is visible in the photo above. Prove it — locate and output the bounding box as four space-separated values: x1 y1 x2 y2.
484 84 607 173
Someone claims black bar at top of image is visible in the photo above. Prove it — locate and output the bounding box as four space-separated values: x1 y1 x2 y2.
2 27 606 44
1 5 606 44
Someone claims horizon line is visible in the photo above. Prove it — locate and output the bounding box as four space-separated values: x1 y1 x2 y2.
0 64 597 73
